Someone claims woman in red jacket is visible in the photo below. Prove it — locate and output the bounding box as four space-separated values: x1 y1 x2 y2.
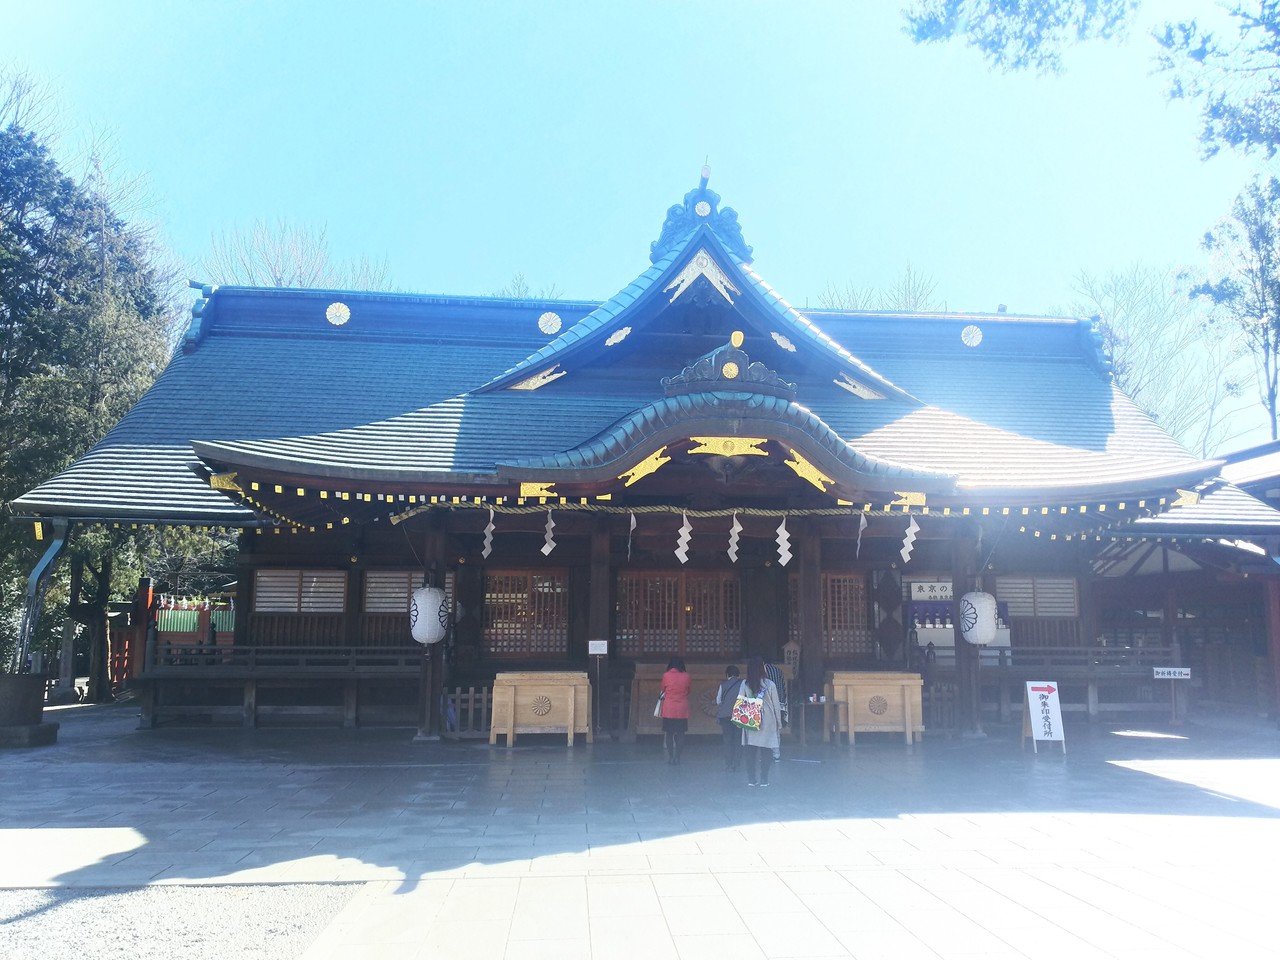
659 657 692 765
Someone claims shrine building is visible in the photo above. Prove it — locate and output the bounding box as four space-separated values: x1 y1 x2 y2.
11 170 1280 735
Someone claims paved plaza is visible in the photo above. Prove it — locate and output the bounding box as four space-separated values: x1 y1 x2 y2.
1 704 1278 959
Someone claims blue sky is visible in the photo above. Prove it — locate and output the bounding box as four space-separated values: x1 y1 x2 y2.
4 0 1271 447
6 0 1258 309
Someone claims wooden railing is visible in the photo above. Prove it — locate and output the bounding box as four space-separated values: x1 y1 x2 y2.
360 613 414 646
246 612 345 646
147 643 420 676
445 686 492 738
1006 617 1081 647
928 644 1176 673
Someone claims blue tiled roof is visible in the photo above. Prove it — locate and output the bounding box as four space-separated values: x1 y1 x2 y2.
1129 481 1280 534
8 248 1244 525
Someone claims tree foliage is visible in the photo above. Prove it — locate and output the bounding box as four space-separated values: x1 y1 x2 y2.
0 73 220 667
1156 3 1280 157
1191 176 1280 439
905 1 1280 157
904 0 1136 73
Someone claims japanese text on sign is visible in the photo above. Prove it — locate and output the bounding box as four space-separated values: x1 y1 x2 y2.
909 582 953 601
1026 681 1064 742
1153 667 1191 680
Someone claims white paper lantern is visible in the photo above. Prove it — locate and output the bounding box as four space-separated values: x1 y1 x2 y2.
959 591 997 645
410 586 447 645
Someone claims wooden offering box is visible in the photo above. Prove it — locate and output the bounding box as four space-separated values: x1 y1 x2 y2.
629 662 793 737
489 671 593 746
823 671 924 745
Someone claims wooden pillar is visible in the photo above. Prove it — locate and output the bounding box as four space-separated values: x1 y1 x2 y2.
797 520 824 697
129 578 153 681
1077 555 1098 647
243 679 257 728
587 518 613 735
138 682 156 729
1265 578 1280 720
1162 585 1180 658
234 531 254 646
343 679 358 728
344 555 365 647
76 554 113 704
951 519 983 735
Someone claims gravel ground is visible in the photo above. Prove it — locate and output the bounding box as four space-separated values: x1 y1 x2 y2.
0 884 360 960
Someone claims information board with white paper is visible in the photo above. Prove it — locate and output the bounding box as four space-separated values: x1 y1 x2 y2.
1022 681 1065 754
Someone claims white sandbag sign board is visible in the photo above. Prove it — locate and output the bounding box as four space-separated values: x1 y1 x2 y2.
1022 681 1065 754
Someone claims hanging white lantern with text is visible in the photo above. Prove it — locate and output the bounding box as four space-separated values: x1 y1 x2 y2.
410 586 448 644
959 591 997 645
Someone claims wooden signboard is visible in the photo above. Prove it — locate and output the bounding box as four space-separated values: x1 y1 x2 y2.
1022 681 1065 754
1154 666 1191 723
823 671 924 746
489 671 592 747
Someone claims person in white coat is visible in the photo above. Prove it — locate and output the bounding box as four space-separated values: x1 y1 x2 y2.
740 656 782 786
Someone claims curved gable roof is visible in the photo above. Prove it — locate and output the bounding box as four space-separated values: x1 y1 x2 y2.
477 226 917 403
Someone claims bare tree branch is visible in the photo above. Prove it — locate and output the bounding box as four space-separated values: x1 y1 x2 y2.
818 265 942 312
490 273 562 300
201 218 394 290
1071 264 1243 456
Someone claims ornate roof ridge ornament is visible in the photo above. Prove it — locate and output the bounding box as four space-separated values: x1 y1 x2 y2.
664 249 740 305
662 331 797 400
650 165 753 265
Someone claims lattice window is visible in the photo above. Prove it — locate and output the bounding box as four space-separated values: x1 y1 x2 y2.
616 571 741 658
786 573 871 655
617 573 680 657
823 573 872 655
253 569 347 613
685 574 741 656
363 570 455 613
482 570 568 658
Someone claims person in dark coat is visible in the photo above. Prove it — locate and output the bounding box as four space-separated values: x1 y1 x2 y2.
714 664 744 771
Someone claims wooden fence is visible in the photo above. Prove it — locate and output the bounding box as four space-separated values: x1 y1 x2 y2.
148 643 421 676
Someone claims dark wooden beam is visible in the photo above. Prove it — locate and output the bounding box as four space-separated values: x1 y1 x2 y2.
1267 578 1280 721
588 518 613 735
797 520 824 696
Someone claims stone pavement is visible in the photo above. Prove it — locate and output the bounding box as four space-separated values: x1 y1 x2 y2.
2 703 1279 959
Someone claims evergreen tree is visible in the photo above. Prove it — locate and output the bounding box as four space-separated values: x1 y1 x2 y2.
0 104 192 670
